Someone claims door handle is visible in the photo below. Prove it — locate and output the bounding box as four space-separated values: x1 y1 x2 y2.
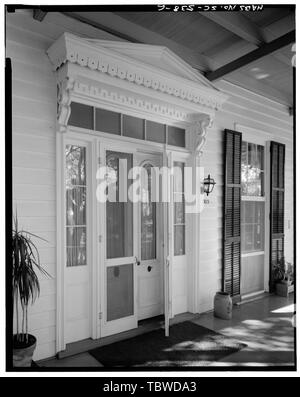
147 265 153 272
135 256 141 266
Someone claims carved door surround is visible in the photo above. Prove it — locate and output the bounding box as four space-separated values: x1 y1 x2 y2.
48 33 227 154
47 33 228 351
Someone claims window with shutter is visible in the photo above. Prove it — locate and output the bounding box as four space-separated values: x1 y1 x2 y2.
270 141 285 291
223 129 242 301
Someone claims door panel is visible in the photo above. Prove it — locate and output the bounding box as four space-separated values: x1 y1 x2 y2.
136 153 164 321
65 143 92 344
65 267 90 343
100 147 138 337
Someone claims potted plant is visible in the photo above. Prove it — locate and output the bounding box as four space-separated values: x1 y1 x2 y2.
273 258 294 297
12 215 50 367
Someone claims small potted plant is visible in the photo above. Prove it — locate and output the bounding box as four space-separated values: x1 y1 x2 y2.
273 258 294 297
12 215 50 367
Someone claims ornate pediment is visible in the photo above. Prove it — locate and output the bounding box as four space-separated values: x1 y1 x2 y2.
47 33 227 153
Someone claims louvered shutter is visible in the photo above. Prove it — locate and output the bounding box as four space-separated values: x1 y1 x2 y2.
223 129 242 301
270 141 285 291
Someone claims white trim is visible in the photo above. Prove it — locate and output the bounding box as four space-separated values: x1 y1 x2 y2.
56 131 65 353
241 290 265 300
239 130 270 295
235 123 271 146
242 196 265 202
242 251 265 258
47 33 228 113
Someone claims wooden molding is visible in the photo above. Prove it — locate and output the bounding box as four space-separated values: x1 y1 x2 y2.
187 116 213 156
47 33 228 117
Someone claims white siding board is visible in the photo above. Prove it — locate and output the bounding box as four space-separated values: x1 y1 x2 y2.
13 184 56 201
12 96 56 122
13 167 56 186
16 216 56 233
13 134 55 155
13 151 56 170
12 200 56 217
13 116 55 137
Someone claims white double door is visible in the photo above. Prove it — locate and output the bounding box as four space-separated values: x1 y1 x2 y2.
99 145 165 338
64 138 170 346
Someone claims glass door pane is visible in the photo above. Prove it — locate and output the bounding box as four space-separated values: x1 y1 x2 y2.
141 163 156 260
65 145 87 267
173 161 185 256
106 151 133 259
104 149 136 328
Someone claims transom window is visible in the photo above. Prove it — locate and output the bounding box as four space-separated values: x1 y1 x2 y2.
68 102 185 148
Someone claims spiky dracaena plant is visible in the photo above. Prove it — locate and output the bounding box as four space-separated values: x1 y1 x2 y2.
12 215 50 345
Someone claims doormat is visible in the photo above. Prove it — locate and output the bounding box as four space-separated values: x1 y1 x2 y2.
89 321 247 367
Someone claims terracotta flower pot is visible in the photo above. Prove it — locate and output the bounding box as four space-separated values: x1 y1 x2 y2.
214 291 232 320
13 334 37 367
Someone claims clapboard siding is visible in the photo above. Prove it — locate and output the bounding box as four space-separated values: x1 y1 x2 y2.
13 167 56 186
8 9 293 360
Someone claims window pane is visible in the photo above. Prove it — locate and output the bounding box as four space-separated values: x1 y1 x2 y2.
167 126 185 147
257 145 264 171
95 108 121 135
174 193 185 224
241 141 248 195
66 227 86 267
123 115 144 140
146 120 166 143
241 201 265 254
173 161 185 256
66 145 87 267
66 187 86 226
174 225 185 256
68 102 94 130
106 151 133 259
141 164 156 261
107 264 133 321
66 145 86 185
173 161 184 192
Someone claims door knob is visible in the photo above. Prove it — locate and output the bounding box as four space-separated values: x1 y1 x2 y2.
147 265 152 272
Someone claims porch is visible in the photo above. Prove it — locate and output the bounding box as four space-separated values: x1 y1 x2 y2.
40 293 295 368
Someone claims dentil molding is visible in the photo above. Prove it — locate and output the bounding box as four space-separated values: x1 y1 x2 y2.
47 33 228 113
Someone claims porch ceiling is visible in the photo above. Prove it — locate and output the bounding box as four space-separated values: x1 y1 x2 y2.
57 7 295 108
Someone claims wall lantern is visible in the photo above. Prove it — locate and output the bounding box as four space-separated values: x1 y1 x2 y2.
203 174 216 196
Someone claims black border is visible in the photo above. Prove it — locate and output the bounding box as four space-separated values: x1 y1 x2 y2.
5 3 297 374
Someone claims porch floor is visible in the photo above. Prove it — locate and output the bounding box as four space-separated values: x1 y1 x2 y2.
40 293 295 368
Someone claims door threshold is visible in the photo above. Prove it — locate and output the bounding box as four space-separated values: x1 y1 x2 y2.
57 312 199 360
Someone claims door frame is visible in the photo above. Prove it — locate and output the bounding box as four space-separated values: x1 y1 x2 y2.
56 127 194 351
135 152 164 322
98 139 139 337
56 130 99 352
235 123 271 295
